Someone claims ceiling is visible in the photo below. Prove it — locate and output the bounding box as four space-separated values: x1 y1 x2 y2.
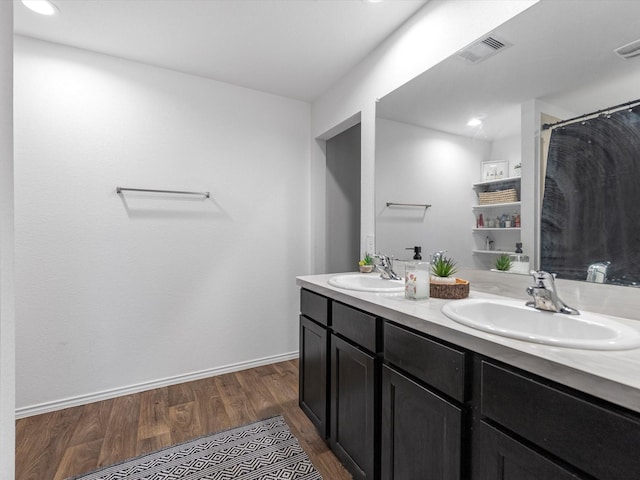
377 0 640 139
13 0 427 102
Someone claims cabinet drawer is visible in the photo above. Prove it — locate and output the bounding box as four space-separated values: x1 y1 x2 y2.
332 302 379 352
300 289 329 326
384 322 466 402
481 361 640 480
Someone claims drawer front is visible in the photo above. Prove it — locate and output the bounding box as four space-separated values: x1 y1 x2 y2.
384 322 466 402
332 302 378 352
481 361 640 480
300 289 329 326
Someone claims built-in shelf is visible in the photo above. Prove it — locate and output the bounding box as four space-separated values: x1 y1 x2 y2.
489 268 530 276
473 228 521 232
472 201 521 210
473 249 517 255
472 176 521 189
471 175 522 268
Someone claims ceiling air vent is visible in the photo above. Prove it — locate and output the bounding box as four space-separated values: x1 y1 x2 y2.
614 38 640 59
457 35 512 64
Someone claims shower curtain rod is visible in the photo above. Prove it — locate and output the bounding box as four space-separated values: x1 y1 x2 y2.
542 97 640 130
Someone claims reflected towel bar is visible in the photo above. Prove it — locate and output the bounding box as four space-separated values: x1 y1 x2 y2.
386 202 431 208
116 187 210 198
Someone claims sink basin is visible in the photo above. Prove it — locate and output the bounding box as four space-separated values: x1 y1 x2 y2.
328 274 404 293
442 298 640 350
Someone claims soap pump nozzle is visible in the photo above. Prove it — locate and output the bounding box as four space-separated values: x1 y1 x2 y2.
406 246 422 260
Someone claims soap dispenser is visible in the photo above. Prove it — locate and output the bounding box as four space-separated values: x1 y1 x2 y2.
405 246 429 300
406 246 422 260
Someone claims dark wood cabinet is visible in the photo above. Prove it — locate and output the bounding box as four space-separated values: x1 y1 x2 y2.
329 326 378 480
330 334 377 479
381 365 462 480
480 360 640 480
477 422 585 480
299 314 329 438
298 287 640 480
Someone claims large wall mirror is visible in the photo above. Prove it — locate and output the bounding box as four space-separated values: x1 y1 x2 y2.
375 0 640 287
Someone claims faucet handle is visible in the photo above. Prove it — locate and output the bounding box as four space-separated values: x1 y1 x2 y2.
529 270 559 289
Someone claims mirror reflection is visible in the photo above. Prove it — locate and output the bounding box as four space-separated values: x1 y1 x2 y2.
375 0 640 286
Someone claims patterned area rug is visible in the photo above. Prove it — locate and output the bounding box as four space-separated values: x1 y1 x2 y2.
69 415 322 480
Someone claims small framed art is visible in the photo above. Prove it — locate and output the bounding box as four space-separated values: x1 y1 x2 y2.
481 160 508 181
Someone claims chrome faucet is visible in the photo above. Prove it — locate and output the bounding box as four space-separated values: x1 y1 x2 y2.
526 270 580 315
586 261 610 284
431 250 447 264
373 254 402 280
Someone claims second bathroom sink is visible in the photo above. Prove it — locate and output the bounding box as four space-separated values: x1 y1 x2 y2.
442 298 640 350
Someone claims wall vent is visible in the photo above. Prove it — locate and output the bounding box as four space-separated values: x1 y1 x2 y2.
615 38 640 59
457 35 512 64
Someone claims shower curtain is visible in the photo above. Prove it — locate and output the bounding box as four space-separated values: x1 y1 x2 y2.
540 107 640 285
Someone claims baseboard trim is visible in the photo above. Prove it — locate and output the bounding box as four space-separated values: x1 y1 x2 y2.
16 351 299 419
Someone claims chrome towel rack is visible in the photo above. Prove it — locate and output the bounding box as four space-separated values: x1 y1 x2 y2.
116 187 210 198
386 202 431 208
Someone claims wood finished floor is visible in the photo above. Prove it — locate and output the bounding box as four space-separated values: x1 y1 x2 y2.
15 359 351 480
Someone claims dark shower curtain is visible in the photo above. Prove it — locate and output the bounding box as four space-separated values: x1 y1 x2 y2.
540 107 640 285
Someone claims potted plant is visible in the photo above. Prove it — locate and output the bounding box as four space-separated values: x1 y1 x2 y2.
495 253 512 272
359 253 374 273
430 255 458 284
430 255 470 299
514 162 522 176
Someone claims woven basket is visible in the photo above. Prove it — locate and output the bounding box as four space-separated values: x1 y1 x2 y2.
478 188 518 205
430 278 470 299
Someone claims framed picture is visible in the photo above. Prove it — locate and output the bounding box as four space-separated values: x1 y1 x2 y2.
481 160 508 181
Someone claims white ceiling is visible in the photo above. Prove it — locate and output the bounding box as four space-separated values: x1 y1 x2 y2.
377 0 640 139
13 0 427 102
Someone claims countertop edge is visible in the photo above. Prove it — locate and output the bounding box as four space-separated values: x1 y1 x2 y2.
296 274 640 414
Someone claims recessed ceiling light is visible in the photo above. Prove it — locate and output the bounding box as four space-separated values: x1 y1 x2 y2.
21 0 59 16
466 118 483 127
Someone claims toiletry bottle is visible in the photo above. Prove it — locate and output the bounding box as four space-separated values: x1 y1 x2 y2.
406 246 422 260
478 213 484 228
405 261 430 300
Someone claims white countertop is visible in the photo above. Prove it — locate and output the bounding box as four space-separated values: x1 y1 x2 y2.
297 273 640 413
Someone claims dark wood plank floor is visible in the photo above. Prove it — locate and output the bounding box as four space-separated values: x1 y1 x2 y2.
15 359 351 480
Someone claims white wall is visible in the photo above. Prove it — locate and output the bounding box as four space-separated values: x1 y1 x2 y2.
326 124 361 273
490 134 521 177
309 0 539 272
375 118 490 268
14 37 311 415
0 2 15 477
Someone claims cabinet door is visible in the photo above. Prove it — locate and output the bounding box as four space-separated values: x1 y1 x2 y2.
477 422 585 480
299 315 329 438
381 365 462 480
330 334 377 480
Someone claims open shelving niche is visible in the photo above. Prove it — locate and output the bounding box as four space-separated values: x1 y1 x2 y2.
472 176 522 256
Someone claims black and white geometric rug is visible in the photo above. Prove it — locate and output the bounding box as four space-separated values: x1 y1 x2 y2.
68 415 322 480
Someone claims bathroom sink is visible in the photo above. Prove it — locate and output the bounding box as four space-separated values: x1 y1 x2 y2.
442 298 640 350
328 274 404 293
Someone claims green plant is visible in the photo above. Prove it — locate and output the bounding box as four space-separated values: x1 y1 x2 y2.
431 256 458 278
358 253 373 267
495 254 512 271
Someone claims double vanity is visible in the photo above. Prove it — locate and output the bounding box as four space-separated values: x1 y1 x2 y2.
297 271 640 480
